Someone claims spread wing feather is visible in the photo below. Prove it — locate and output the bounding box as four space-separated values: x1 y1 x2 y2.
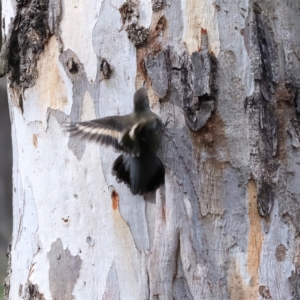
64 115 139 154
64 113 162 156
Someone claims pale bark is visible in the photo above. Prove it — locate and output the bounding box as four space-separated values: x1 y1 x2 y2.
2 0 300 299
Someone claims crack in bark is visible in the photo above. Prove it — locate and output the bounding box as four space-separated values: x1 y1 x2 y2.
245 3 281 216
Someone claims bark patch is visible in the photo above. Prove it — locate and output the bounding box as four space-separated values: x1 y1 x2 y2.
229 179 265 299
48 0 63 52
275 243 287 262
173 242 193 300
144 32 218 132
259 285 272 299
67 58 79 74
119 1 149 46
289 266 300 299
152 0 163 12
181 32 218 131
145 51 169 98
22 282 45 300
32 134 38 148
7 0 51 89
100 58 113 79
59 50 88 159
101 261 120 300
229 261 247 300
244 3 281 216
247 178 264 298
199 160 227 216
86 236 95 247
48 238 82 300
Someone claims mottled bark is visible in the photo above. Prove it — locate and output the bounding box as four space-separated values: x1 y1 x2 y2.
2 0 300 299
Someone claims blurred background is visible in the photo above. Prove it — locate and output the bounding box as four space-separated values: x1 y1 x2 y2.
0 77 12 300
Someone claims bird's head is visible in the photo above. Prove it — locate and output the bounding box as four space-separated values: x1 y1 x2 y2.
133 88 150 113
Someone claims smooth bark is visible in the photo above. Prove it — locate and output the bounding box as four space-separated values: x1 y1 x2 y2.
2 0 300 299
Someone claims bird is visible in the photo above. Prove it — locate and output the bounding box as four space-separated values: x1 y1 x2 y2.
65 88 165 195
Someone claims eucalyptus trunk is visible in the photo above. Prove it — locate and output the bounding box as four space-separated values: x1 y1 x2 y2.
2 0 300 299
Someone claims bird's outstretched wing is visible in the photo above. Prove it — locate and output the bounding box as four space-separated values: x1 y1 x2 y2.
64 115 142 156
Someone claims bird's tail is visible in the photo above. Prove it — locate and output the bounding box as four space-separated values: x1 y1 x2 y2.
112 153 165 195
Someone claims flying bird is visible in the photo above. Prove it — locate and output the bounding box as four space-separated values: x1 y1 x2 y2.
65 88 165 195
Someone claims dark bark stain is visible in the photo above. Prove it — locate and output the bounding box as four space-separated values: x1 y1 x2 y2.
7 0 51 89
119 1 149 46
259 285 272 299
22 282 46 300
48 238 82 300
245 1 300 228
289 266 300 300
111 189 119 210
244 3 282 216
152 0 164 12
2 0 62 109
275 243 287 262
100 58 113 79
60 50 85 81
126 24 150 46
67 57 79 74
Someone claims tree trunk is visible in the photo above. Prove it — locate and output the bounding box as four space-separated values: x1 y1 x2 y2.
2 0 300 299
